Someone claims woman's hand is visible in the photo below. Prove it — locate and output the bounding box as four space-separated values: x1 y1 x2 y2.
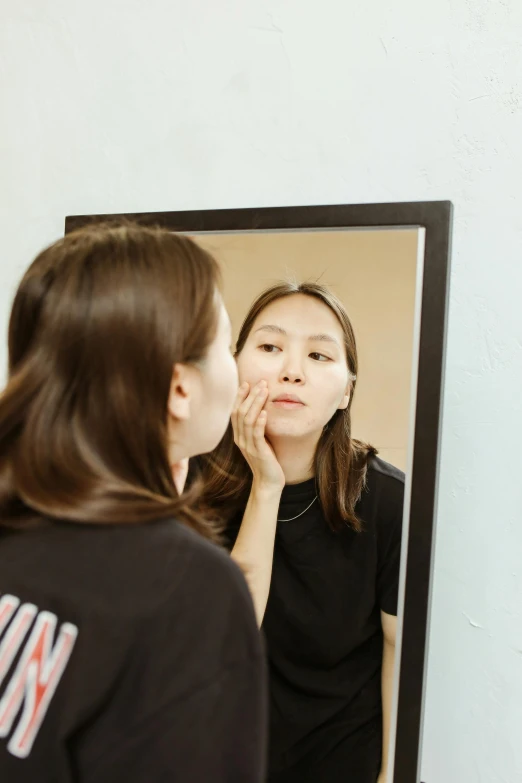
231 381 285 491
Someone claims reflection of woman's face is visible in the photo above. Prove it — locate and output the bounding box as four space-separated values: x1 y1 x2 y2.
236 294 351 441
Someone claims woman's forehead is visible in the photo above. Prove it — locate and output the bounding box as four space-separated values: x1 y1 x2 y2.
251 295 344 339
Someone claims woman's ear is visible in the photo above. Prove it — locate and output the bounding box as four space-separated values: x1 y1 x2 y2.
338 381 352 411
167 364 192 421
338 393 350 411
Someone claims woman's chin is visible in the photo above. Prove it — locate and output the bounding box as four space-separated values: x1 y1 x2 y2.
265 421 308 440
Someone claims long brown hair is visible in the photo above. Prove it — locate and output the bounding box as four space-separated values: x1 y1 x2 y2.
0 221 223 541
197 281 377 532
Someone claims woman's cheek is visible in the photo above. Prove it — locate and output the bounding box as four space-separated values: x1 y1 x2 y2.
238 352 265 383
238 369 265 387
241 358 275 386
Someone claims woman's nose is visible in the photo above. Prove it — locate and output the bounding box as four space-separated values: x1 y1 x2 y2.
279 355 305 384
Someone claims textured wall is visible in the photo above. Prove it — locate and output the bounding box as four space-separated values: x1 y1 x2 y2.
1 2 521 780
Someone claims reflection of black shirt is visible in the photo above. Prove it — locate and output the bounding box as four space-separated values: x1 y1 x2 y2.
226 456 405 783
0 519 267 783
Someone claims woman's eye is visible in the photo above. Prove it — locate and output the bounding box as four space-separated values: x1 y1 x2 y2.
310 352 330 362
260 344 280 353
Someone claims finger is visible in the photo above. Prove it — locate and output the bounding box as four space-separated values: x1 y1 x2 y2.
244 386 268 427
238 381 265 418
253 409 268 450
232 382 249 413
233 384 258 428
243 387 269 453
231 383 249 441
235 382 265 448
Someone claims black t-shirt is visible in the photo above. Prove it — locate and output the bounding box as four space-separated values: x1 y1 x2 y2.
0 518 267 783
225 456 405 782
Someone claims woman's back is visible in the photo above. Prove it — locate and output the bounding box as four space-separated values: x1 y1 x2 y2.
0 222 267 781
0 517 266 781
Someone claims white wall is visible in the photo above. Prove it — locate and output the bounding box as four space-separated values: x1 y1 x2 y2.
2 2 521 780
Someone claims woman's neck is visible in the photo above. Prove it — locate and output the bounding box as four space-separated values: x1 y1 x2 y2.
268 434 318 485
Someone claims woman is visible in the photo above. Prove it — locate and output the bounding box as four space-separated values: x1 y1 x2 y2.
198 281 405 783
0 223 267 782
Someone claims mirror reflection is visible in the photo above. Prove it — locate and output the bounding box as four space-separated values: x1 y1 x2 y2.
189 227 423 783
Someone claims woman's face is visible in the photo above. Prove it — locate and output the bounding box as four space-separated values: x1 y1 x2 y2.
168 296 238 460
236 294 351 441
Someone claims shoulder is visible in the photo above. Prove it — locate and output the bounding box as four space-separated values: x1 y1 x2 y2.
123 520 256 631
357 456 405 537
165 522 254 616
0 520 256 639
365 456 405 504
145 522 258 636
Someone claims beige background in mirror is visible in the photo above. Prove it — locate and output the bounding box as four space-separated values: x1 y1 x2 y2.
192 229 419 471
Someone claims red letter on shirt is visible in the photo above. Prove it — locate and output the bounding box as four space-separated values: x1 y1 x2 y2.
0 595 20 635
0 601 38 684
0 609 78 758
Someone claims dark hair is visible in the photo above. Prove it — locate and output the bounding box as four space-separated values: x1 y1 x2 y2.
0 221 223 540
196 281 376 532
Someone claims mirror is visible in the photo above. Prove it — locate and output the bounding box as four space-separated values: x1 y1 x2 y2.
65 202 452 783
193 226 421 783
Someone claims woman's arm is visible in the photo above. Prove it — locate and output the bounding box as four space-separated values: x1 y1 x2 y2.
228 381 285 627
378 610 397 783
230 483 281 626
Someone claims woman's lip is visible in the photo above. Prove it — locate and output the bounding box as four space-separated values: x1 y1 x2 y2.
272 399 305 408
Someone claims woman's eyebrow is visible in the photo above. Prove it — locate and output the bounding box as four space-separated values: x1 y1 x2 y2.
309 333 340 347
254 324 286 335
